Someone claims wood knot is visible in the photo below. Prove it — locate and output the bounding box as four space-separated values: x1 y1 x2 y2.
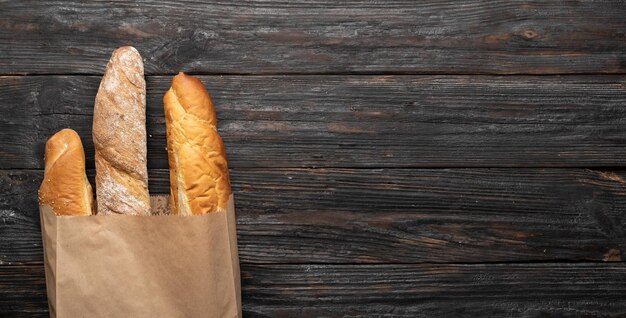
599 171 624 184
603 248 622 261
521 30 539 40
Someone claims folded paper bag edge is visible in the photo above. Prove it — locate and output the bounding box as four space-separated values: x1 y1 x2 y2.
39 205 57 318
39 195 241 318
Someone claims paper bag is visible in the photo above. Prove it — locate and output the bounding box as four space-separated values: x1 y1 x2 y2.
40 195 241 318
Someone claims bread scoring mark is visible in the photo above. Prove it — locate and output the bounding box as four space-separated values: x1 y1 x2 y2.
174 150 190 216
170 88 224 159
98 172 148 215
46 138 69 173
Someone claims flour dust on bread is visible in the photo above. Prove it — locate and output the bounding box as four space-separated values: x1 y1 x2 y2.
93 46 150 215
164 72 231 215
38 129 94 216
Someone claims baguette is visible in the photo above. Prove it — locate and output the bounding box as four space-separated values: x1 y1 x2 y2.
38 129 93 216
164 72 231 215
93 46 150 215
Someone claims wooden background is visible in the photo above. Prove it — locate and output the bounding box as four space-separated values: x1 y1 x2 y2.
1 1 626 316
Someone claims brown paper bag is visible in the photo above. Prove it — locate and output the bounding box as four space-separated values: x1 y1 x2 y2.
40 195 241 318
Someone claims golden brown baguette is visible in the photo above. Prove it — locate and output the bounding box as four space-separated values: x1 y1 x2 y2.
93 46 150 215
38 129 94 216
164 72 231 215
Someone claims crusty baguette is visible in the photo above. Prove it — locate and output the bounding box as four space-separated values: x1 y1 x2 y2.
38 129 94 216
93 46 150 215
164 72 231 215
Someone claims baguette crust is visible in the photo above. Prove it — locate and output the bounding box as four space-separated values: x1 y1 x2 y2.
164 72 231 215
38 129 93 216
93 46 150 215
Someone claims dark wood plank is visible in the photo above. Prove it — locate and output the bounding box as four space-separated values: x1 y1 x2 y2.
244 263 626 317
0 265 47 316
2 168 625 265
3 75 626 169
3 263 626 317
1 1 626 75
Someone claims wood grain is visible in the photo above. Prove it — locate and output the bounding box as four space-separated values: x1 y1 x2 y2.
3 75 626 169
0 265 47 317
1 1 626 75
3 263 626 317
3 168 625 265
242 263 626 317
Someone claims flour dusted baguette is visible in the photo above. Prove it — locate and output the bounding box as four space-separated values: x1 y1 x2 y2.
93 46 150 215
38 129 93 216
164 73 231 215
